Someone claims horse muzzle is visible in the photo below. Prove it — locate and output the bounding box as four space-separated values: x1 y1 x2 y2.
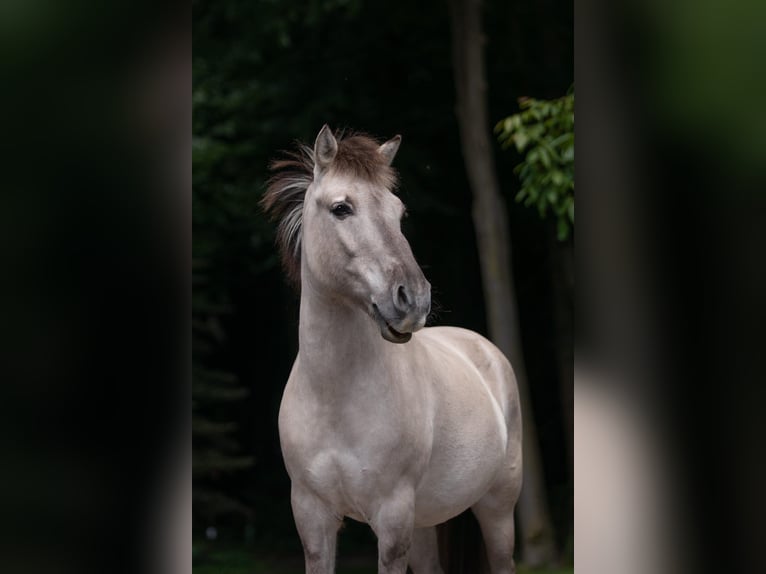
371 280 431 344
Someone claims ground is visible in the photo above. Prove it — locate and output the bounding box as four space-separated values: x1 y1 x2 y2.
193 543 574 574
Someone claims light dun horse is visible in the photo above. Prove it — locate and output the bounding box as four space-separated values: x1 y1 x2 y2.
262 126 522 574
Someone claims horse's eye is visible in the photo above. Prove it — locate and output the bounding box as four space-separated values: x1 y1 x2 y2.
331 203 353 218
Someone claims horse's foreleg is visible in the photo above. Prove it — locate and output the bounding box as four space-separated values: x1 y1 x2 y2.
291 486 341 574
370 488 416 574
408 526 444 574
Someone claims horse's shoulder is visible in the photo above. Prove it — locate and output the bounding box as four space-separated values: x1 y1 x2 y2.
416 326 517 417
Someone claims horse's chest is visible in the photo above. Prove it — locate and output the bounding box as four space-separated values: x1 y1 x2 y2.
304 415 422 473
300 447 392 519
280 392 427 517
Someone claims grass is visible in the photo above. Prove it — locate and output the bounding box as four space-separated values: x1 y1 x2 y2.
193 545 369 574
193 544 573 574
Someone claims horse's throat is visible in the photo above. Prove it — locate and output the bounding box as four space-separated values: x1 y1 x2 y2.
298 289 388 379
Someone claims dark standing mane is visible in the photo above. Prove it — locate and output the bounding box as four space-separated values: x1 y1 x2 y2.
260 131 398 287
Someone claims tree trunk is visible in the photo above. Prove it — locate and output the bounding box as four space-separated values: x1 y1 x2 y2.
448 0 558 567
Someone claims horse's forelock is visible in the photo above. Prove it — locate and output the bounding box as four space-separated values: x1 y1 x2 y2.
333 134 398 190
261 132 399 288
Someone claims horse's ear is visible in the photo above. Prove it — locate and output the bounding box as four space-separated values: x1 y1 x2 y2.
314 124 338 171
378 135 401 166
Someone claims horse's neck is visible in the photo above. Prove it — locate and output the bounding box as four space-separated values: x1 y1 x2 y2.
297 277 393 395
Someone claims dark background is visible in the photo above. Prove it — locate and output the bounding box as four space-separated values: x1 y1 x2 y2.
193 0 573 570
3 1 766 573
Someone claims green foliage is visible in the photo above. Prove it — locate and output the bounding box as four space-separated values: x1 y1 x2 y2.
496 90 574 240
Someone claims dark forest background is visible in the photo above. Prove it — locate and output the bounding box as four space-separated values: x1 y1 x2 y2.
193 0 573 571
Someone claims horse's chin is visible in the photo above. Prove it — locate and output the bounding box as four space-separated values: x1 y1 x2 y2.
380 324 412 344
371 304 413 344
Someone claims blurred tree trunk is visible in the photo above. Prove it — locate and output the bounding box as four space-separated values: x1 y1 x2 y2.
447 0 558 568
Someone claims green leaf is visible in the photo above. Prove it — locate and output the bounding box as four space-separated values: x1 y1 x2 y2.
538 147 551 168
550 133 571 149
512 131 529 151
546 190 558 204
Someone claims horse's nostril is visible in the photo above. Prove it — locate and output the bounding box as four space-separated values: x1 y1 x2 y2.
397 285 410 308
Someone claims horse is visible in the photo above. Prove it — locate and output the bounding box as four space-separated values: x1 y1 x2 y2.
261 125 522 574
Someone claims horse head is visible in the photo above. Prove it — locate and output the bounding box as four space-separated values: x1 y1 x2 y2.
263 125 431 343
